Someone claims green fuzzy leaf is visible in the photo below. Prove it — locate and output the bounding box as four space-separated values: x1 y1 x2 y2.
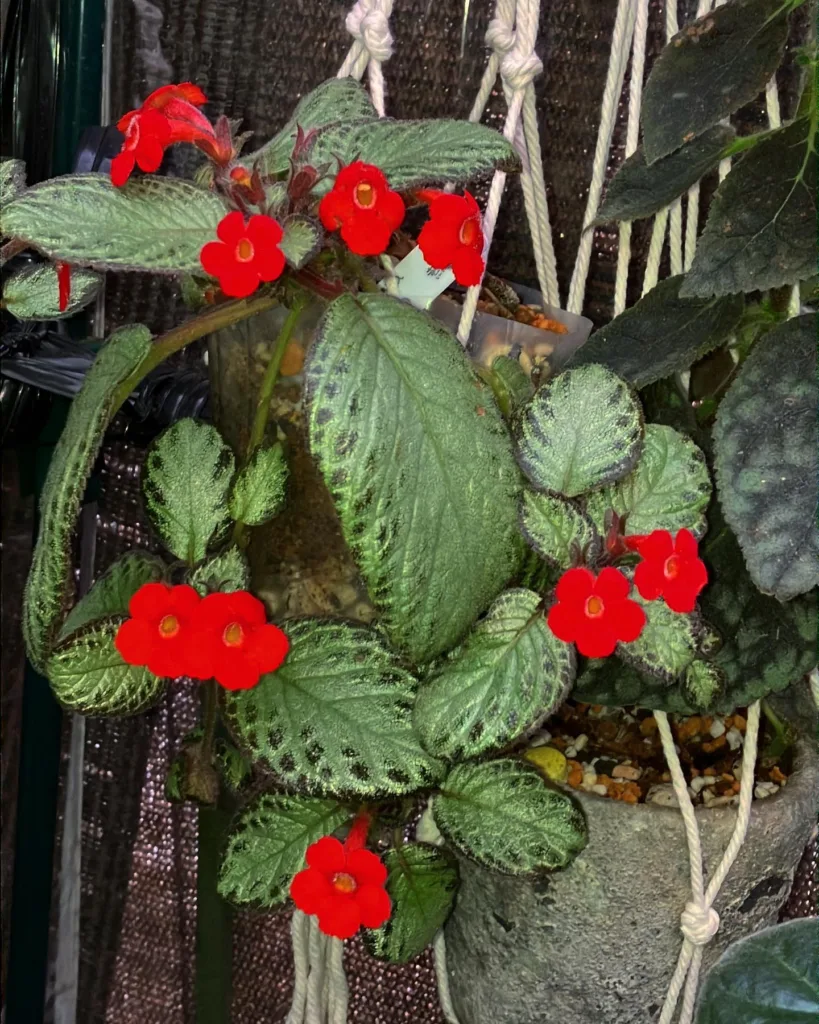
683 659 725 710
143 418 236 565
249 78 377 175
306 294 521 664
279 215 322 270
617 587 700 683
47 616 165 715
584 424 712 539
225 619 443 797
713 314 818 600
519 490 601 569
516 364 643 498
433 759 586 874
23 325 152 671
0 158 26 207
695 919 819 1024
366 844 459 963
218 792 351 908
2 174 226 273
189 546 250 595
59 551 166 639
310 119 520 196
641 0 789 164
485 355 534 420
414 589 575 761
595 126 735 223
682 118 817 298
215 738 253 792
3 263 103 321
568 277 744 388
229 443 288 527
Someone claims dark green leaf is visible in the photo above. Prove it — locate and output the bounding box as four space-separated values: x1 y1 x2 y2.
413 589 575 760
485 355 534 419
682 118 816 297
279 215 322 270
584 424 712 539
642 0 789 163
4 263 103 320
249 78 377 175
574 656 699 715
2 174 226 272
596 126 735 223
218 792 351 907
225 619 443 797
618 586 700 682
189 546 250 595
433 759 586 874
516 364 644 498
519 491 601 569
695 919 819 1024
143 418 236 565
569 277 744 388
0 158 26 206
23 325 152 671
366 844 458 963
59 551 166 639
229 443 288 527
310 119 520 196
306 294 521 664
684 659 726 709
713 314 818 600
47 616 165 715
215 738 253 792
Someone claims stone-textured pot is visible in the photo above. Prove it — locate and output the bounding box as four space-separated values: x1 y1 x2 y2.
444 684 819 1024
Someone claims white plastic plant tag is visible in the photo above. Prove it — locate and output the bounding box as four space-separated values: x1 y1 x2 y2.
390 246 455 310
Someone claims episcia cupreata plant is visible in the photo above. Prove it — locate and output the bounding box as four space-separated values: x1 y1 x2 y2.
3 0 816 960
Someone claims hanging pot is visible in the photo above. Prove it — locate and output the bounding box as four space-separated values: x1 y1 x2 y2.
442 683 819 1024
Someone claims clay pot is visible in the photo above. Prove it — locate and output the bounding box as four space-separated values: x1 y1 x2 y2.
443 683 819 1024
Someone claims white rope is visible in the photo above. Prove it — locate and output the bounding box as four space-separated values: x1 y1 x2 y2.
810 668 819 709
305 917 329 1023
286 911 349 1024
683 0 715 271
286 911 310 1024
614 0 650 315
567 0 637 314
664 2 685 278
642 206 669 296
656 701 762 1024
337 0 394 116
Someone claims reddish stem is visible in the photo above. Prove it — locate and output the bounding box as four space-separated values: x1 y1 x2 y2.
343 811 372 853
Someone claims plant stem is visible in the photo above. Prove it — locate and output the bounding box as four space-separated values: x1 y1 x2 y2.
245 299 304 457
761 699 792 760
200 680 219 762
0 238 27 266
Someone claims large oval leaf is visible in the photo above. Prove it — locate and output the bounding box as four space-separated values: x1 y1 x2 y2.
47 617 165 715
225 619 442 797
59 551 166 639
3 174 226 272
432 759 586 874
695 919 819 1024
218 792 351 908
306 294 521 664
23 325 152 671
4 263 103 320
584 424 712 539
414 589 575 760
366 844 459 964
713 314 818 600
516 364 643 498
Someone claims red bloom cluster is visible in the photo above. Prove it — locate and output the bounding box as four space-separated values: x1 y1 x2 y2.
547 567 645 658
290 815 391 939
115 583 289 690
200 211 286 298
417 190 485 286
626 529 707 613
111 83 230 187
319 162 405 256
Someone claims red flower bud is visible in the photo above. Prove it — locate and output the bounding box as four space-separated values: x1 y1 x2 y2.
56 262 71 312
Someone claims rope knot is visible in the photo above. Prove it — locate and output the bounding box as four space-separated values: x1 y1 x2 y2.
346 0 394 64
680 901 720 946
485 17 516 54
500 49 543 92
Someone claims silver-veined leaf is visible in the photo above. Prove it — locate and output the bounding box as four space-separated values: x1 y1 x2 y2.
59 551 166 639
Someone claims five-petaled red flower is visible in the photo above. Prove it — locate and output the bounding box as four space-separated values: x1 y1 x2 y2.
290 836 391 940
319 162 405 256
115 582 210 679
200 211 286 298
56 262 71 312
626 529 708 613
547 566 646 658
417 190 485 286
197 590 289 690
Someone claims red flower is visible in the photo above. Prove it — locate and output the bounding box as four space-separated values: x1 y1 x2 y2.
547 567 646 658
417 191 485 286
626 529 708 614
200 212 286 299
110 107 173 186
319 162 405 256
115 582 210 679
290 836 391 940
56 262 71 312
196 590 289 690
